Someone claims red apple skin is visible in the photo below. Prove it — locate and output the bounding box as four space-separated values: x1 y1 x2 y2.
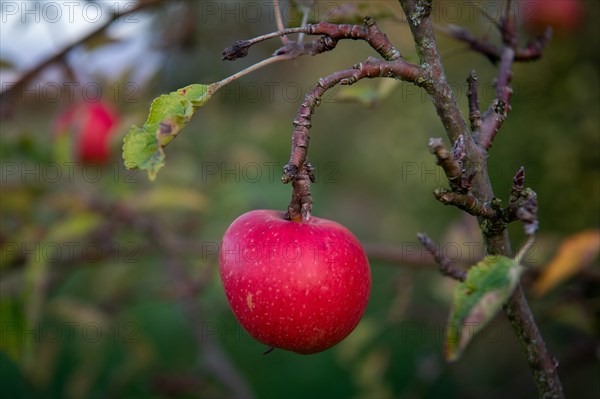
77 101 118 164
220 210 371 354
53 100 119 164
519 0 583 34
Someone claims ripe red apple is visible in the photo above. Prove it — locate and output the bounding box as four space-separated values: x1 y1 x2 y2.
53 99 119 164
518 0 583 34
220 210 371 354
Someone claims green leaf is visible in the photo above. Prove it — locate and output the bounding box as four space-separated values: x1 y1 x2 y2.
123 83 217 180
445 255 524 362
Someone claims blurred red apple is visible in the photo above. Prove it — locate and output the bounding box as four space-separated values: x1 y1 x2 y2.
53 99 119 164
519 0 583 34
220 210 371 354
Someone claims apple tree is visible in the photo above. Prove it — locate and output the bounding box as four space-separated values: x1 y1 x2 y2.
2 1 598 398
120 1 591 398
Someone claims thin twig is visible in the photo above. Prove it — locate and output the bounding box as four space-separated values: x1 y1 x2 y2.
433 188 497 219
417 233 466 281
514 235 535 265
442 24 552 64
297 0 315 44
214 55 291 90
223 17 402 62
363 243 436 267
273 0 290 44
477 46 515 150
281 56 423 220
0 0 164 110
503 187 539 234
503 167 539 234
510 166 525 202
428 137 464 190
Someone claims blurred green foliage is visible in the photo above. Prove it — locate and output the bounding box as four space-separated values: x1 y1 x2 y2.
1 1 598 398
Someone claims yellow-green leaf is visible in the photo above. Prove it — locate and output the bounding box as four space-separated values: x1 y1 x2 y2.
123 83 217 180
445 255 524 362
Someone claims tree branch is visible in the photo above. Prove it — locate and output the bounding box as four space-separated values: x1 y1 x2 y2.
0 0 164 116
272 0 290 45
364 243 435 268
281 56 424 220
213 55 292 90
222 16 422 222
399 0 468 143
505 286 562 398
433 188 498 219
223 17 401 62
428 138 462 182
477 46 515 150
417 233 466 281
444 24 552 64
467 70 482 131
401 1 563 397
502 168 539 235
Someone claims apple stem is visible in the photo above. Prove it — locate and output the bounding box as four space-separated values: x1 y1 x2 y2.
221 17 421 223
280 58 423 222
283 162 314 222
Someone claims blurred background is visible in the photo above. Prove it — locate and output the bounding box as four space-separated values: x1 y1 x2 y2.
1 1 598 398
